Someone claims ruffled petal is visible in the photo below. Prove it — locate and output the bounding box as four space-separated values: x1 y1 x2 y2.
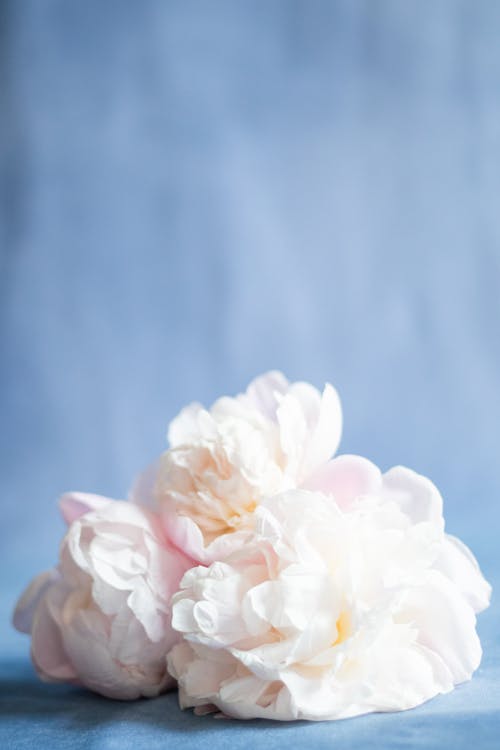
13 569 60 634
298 383 343 479
396 572 482 684
59 492 113 525
168 485 489 721
277 383 342 482
168 403 206 447
162 508 253 565
31 586 77 682
381 466 444 525
129 460 160 510
304 455 381 509
17 498 191 700
241 370 290 419
435 534 491 613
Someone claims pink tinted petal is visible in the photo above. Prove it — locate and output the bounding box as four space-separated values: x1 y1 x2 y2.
129 460 160 510
161 511 208 564
63 615 142 699
31 590 77 682
59 492 113 526
161 510 251 566
13 569 60 634
64 607 172 699
303 455 382 510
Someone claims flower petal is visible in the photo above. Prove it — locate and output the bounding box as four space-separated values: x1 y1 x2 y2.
168 402 205 447
129 460 160 510
59 492 113 525
382 466 444 525
242 370 290 419
13 569 60 634
396 572 482 684
304 455 381 509
436 534 491 613
31 586 77 682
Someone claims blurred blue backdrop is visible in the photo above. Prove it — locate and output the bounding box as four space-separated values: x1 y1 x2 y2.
1 2 499 746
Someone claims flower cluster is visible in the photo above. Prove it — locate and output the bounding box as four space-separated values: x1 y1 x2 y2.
14 372 491 721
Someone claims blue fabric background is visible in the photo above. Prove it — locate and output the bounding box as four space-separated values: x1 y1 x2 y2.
1 1 499 747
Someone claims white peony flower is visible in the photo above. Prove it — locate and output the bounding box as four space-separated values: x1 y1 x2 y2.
154 371 342 561
13 493 193 700
167 460 491 721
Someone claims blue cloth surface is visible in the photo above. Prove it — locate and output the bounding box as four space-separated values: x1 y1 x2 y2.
1 1 500 747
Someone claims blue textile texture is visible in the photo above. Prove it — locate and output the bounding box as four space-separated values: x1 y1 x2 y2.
1 1 499 747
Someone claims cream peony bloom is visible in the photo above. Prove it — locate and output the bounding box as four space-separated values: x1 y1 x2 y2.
13 493 192 699
167 461 491 721
154 371 342 561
